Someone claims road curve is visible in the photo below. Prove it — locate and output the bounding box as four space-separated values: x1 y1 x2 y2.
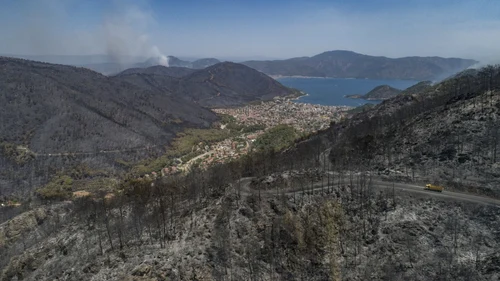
236 176 500 207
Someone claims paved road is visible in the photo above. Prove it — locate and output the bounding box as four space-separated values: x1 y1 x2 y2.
371 179 500 206
236 175 500 207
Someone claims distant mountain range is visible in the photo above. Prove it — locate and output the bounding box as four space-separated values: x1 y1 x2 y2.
136 56 221 69
117 65 197 78
241 50 478 81
82 56 221 75
4 51 478 80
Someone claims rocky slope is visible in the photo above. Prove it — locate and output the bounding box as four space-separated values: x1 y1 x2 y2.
1 168 499 281
243 50 477 80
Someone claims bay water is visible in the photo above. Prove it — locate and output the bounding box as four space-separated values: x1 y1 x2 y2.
277 77 419 107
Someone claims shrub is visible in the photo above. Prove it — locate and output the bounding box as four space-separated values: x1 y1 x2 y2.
36 175 74 200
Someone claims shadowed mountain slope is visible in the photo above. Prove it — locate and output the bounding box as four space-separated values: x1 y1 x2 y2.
0 57 217 154
0 57 294 197
115 62 297 108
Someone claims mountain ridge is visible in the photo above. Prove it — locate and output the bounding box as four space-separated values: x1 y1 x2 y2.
115 62 296 108
242 50 477 80
84 56 222 75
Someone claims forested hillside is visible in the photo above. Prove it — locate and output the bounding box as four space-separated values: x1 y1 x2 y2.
0 57 294 197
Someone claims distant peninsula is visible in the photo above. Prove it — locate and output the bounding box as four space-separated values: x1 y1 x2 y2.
346 85 402 101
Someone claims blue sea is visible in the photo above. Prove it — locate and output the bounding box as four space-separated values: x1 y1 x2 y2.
277 77 419 107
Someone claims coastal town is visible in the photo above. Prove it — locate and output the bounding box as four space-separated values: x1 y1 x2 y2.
213 96 351 133
153 96 351 175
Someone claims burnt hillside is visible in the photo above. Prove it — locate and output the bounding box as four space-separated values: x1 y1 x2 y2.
328 64 500 196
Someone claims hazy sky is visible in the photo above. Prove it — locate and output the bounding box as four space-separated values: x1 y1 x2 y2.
0 0 499 61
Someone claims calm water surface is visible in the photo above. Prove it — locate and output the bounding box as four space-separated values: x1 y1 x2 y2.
277 77 419 107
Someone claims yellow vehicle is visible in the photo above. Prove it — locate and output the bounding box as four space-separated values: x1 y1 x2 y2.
425 184 444 192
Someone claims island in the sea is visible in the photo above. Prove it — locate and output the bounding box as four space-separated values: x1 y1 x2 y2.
345 84 402 101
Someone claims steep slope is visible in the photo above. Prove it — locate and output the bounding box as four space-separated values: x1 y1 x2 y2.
243 50 477 80
328 65 500 197
1 151 499 281
0 57 216 153
0 57 220 196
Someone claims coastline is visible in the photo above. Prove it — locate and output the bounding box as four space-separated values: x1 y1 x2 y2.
271 75 327 79
344 94 386 101
286 91 309 101
294 92 309 101
271 75 360 80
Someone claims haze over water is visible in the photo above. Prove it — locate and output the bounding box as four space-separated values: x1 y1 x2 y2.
277 77 419 107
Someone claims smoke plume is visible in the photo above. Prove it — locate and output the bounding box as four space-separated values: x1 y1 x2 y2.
151 46 169 66
101 3 168 66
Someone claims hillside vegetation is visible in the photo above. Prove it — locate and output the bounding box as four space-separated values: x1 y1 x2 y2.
253 124 300 152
